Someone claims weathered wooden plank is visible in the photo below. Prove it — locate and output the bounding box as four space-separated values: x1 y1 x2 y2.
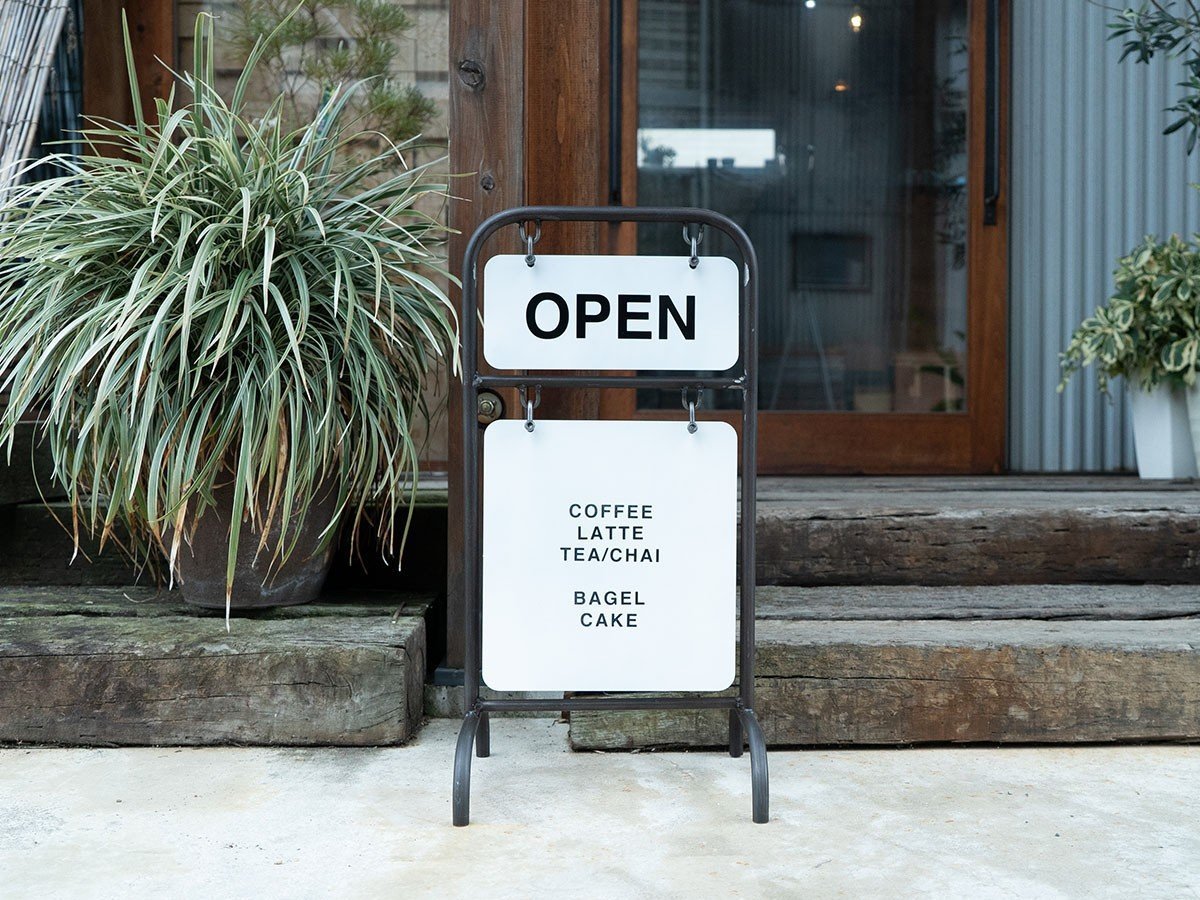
756 584 1200 621
0 487 447 587
0 425 57 507
8 476 1199 587
756 492 1200 585
0 585 433 620
0 614 426 746
569 618 1200 748
0 503 143 585
756 475 1200 495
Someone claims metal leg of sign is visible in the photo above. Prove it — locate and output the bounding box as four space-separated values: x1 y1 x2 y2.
728 709 744 758
476 711 491 758
452 710 482 827
738 708 770 824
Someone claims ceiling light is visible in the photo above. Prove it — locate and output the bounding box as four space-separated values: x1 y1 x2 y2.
850 8 864 31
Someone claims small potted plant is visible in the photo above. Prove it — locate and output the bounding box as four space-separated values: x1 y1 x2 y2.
1060 235 1200 478
0 13 457 616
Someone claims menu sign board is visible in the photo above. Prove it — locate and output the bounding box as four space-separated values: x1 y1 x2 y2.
482 419 737 692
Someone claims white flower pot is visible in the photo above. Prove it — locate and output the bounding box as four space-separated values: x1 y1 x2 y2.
1128 382 1197 478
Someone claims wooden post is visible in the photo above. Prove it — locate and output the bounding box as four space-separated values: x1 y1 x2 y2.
445 0 526 668
82 0 175 126
523 1 609 423
445 1 620 668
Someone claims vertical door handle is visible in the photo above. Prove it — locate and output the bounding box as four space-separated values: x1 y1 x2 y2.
983 0 1001 225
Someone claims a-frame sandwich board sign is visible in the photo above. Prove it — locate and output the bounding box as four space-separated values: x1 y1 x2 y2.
454 206 767 826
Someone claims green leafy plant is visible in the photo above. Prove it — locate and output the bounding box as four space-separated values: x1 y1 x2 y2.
1110 2 1200 152
1059 234 1200 393
0 12 458 607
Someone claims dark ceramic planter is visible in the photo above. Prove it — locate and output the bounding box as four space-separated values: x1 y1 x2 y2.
174 478 340 610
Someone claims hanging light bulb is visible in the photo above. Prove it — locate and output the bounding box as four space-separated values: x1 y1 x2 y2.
849 6 864 32
804 0 816 7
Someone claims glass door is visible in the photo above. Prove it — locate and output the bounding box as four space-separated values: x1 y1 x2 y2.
612 0 1007 473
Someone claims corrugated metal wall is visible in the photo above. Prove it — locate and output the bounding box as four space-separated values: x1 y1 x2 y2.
1010 0 1200 471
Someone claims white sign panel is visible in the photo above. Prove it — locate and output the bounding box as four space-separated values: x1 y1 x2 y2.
483 254 740 371
482 419 737 692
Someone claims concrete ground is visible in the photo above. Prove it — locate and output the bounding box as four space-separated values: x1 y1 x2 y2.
1 721 1197 899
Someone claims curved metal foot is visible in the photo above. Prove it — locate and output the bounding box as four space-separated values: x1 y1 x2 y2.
476 711 491 758
728 709 744 758
738 708 769 824
452 711 482 826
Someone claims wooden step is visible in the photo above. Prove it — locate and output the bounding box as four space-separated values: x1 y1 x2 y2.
0 503 143 585
755 476 1200 585
5 476 1196 588
0 587 431 746
0 485 448 588
568 584 1200 749
0 424 58 507
754 583 1200 620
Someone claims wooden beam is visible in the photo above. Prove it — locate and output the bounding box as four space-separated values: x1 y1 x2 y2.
82 0 175 126
571 616 1200 748
0 599 427 746
524 0 606 241
82 0 127 125
523 0 608 422
125 0 175 114
444 0 526 668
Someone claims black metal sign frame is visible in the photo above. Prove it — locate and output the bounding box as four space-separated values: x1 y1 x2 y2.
454 205 767 826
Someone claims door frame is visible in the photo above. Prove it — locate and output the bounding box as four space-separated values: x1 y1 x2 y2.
600 0 1009 475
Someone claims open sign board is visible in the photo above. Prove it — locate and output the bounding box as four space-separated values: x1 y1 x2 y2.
483 254 740 371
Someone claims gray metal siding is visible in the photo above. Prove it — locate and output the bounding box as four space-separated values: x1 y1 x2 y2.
1010 0 1200 471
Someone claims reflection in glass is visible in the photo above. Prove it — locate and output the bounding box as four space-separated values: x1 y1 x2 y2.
637 0 968 414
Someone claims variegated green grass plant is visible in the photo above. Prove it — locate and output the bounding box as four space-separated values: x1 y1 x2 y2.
0 12 458 611
1060 234 1200 394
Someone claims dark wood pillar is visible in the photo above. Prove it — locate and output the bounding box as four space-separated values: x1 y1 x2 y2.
445 0 526 668
444 0 618 668
82 0 175 126
523 2 609 423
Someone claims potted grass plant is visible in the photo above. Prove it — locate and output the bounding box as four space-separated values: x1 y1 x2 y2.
1060 235 1200 478
0 13 457 615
